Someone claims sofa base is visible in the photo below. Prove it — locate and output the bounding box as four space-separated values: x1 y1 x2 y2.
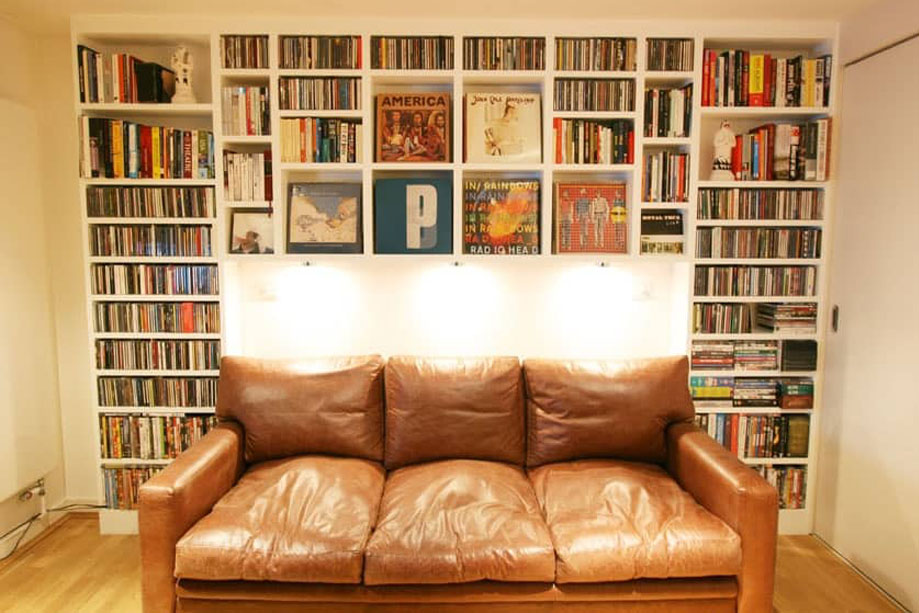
176 578 737 613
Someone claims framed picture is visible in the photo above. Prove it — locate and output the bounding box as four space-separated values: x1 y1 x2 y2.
229 209 275 254
287 183 363 254
374 176 452 254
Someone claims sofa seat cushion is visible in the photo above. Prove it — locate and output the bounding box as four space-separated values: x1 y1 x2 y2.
364 459 556 585
175 455 385 583
528 460 742 583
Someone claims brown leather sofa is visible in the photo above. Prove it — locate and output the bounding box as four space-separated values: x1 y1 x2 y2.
139 355 778 613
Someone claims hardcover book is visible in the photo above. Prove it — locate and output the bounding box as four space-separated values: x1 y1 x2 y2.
464 92 541 164
287 183 362 254
374 177 452 254
463 178 540 255
554 183 627 254
375 92 451 162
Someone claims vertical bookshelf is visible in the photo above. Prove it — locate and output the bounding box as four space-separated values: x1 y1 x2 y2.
687 35 837 534
70 18 837 535
72 29 223 533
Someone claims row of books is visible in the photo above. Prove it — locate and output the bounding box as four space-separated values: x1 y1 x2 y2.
702 49 832 108
220 34 268 69
554 78 635 112
555 37 637 72
463 37 545 71
691 375 814 409
730 120 831 182
640 210 684 255
371 35 454 70
279 35 361 70
221 86 270 136
693 340 780 371
692 302 817 335
695 227 822 259
99 414 218 460
646 38 693 71
696 413 810 458
79 119 216 179
95 339 221 371
552 118 634 165
86 186 215 219
280 118 363 163
278 77 361 111
642 151 689 203
91 264 219 296
223 150 273 201
694 265 816 297
552 183 628 255
102 466 161 510
758 303 818 334
77 46 174 104
89 225 213 258
756 465 807 509
697 188 823 221
97 376 218 408
644 85 692 138
93 301 220 334
692 339 817 371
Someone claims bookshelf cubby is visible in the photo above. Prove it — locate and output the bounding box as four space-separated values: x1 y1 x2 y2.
72 18 837 535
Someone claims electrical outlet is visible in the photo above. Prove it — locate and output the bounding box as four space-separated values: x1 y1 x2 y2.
17 479 45 503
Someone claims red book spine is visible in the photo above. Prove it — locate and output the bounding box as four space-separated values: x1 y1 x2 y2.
764 54 773 106
627 130 634 164
732 134 742 180
554 117 562 163
356 36 362 69
731 415 739 454
702 50 711 106
181 302 194 333
709 52 717 107
183 131 192 179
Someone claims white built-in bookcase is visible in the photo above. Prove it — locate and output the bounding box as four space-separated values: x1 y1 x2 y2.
71 16 838 535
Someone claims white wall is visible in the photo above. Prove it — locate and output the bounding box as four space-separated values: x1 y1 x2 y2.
0 17 67 552
815 17 919 611
839 0 919 64
225 259 688 360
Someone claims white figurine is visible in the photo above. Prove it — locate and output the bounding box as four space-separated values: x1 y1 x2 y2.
171 45 196 104
710 120 736 181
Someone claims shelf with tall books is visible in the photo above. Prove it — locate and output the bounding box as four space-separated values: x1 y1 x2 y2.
687 35 835 532
71 21 836 535
73 30 224 532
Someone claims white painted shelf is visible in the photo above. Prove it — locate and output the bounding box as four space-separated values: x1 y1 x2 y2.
78 103 214 116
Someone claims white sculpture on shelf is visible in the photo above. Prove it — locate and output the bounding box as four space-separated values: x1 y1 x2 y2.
170 44 196 104
710 120 736 181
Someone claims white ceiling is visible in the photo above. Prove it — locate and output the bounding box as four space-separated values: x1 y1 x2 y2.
1 0 880 34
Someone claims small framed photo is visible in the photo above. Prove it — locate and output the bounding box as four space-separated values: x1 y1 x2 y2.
229 209 275 254
287 182 363 254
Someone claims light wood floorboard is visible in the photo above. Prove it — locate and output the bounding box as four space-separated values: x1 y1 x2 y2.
0 515 903 612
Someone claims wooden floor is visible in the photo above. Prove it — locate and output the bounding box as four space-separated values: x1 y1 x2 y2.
0 515 902 612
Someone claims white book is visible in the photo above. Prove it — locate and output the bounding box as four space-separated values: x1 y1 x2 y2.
464 92 541 164
776 59 787 107
816 119 829 182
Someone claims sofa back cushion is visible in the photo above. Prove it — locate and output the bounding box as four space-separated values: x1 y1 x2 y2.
383 356 525 470
216 355 385 463
523 356 694 467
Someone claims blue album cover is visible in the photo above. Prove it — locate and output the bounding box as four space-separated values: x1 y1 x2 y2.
374 176 452 254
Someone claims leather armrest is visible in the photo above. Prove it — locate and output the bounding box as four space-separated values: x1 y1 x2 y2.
138 421 245 613
665 421 778 613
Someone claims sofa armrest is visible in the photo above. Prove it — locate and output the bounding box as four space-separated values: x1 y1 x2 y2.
665 421 778 613
139 421 245 613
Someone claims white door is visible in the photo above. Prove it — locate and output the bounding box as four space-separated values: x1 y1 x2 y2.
815 36 919 611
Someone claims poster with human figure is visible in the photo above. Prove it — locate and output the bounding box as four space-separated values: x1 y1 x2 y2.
375 92 451 162
464 92 541 164
553 183 627 254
